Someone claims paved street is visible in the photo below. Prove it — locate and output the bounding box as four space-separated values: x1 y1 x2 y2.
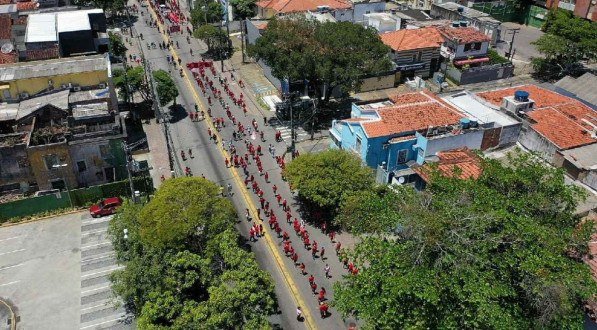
132 1 358 328
496 22 544 63
0 212 131 330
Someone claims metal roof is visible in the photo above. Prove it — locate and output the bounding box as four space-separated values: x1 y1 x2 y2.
17 89 70 120
25 13 57 43
0 54 108 82
56 11 91 33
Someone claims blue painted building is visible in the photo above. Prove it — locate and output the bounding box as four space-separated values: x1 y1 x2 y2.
330 90 521 183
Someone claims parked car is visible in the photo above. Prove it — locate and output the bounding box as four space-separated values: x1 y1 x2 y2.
89 197 123 218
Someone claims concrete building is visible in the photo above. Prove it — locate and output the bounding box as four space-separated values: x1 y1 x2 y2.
24 9 108 60
0 54 115 107
439 26 490 63
0 53 124 193
476 84 597 173
554 143 597 191
430 2 501 45
363 12 401 33
255 0 385 23
329 89 521 183
553 73 597 109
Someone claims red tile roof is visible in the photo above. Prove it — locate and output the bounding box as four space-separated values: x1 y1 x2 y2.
255 22 268 30
26 46 59 61
438 26 491 44
0 0 11 4
477 85 596 150
413 148 483 183
361 90 464 138
0 51 16 64
380 27 445 52
16 1 38 11
257 0 351 14
0 15 11 40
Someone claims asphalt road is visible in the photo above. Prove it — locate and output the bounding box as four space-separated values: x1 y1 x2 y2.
0 212 131 330
133 2 357 329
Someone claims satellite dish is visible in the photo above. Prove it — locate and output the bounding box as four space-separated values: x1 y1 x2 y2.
1 43 14 54
397 176 405 184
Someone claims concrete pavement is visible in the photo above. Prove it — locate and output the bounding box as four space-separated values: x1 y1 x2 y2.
134 1 359 328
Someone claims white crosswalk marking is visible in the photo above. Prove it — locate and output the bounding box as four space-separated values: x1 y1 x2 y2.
276 125 309 141
79 215 132 330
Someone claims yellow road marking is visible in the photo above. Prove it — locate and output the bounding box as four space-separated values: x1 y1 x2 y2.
145 9 316 329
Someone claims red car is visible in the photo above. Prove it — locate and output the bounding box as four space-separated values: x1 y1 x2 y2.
89 197 123 218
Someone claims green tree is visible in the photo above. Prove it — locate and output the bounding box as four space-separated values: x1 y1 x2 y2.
108 32 127 59
230 0 256 20
335 186 404 234
193 24 230 59
113 66 150 102
109 178 277 328
284 149 374 212
72 0 125 13
531 9 597 81
152 69 179 106
249 18 392 103
190 0 224 25
333 152 596 329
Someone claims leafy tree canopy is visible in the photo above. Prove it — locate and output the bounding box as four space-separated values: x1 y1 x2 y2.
191 0 224 26
193 24 230 58
284 149 374 211
249 18 392 102
108 32 127 59
532 9 597 81
333 151 596 329
113 66 150 103
108 178 277 328
153 69 179 106
72 0 125 13
230 0 256 20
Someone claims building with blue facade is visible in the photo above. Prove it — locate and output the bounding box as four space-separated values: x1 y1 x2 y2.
329 89 521 183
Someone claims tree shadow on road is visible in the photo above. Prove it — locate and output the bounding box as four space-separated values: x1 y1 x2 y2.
168 104 188 123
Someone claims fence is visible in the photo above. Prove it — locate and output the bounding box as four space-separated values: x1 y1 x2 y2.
0 177 154 222
446 63 515 85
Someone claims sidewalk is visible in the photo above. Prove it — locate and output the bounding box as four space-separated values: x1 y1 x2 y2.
141 121 171 188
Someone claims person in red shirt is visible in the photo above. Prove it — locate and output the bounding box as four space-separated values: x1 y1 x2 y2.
299 263 306 275
264 172 269 182
312 241 318 252
335 242 342 255
318 288 326 302
272 184 277 194
282 231 289 241
311 282 317 294
308 274 315 285
319 302 329 318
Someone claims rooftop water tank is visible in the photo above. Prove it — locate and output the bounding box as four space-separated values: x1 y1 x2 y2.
514 90 529 102
460 118 471 129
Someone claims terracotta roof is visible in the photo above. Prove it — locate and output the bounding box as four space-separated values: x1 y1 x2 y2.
16 1 38 11
527 108 595 150
438 26 491 44
26 46 60 61
361 90 464 138
0 0 11 4
0 15 11 40
256 0 351 14
477 85 596 150
413 148 483 183
0 51 16 64
255 22 268 30
477 84 572 108
380 27 445 52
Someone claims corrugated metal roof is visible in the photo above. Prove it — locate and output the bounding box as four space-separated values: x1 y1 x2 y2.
0 54 107 82
56 11 91 33
25 13 57 43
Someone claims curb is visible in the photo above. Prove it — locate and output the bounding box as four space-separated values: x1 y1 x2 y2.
0 298 16 330
1 209 86 228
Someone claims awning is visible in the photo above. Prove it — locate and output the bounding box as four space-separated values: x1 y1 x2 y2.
0 84 10 90
454 57 490 66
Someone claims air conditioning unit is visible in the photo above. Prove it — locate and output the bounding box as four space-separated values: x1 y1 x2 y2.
98 83 106 89
19 92 29 99
73 86 81 92
502 91 534 114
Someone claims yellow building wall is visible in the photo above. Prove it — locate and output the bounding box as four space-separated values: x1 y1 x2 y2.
7 70 109 99
27 142 78 191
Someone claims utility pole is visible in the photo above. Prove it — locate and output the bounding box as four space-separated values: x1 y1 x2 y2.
240 19 246 63
289 93 295 158
122 141 136 201
506 28 519 61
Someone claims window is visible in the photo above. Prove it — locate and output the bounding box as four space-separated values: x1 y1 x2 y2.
77 160 87 172
464 43 472 52
473 42 482 50
43 154 60 170
355 136 362 153
417 51 422 61
99 144 112 159
397 149 408 164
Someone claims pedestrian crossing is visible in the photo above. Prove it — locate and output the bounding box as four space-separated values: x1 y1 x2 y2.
79 215 132 330
276 125 309 142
